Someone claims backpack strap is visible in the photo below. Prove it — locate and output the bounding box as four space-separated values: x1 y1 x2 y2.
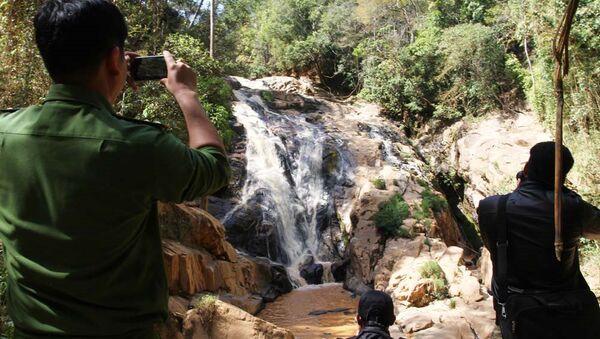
495 194 510 314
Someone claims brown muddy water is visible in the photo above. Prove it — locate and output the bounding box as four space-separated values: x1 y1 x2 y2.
259 283 359 339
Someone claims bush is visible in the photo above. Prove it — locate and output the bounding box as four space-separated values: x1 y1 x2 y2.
419 260 448 300
260 90 275 103
435 23 514 119
414 188 448 220
373 194 410 238
371 178 386 190
195 294 218 327
419 260 444 280
359 27 442 123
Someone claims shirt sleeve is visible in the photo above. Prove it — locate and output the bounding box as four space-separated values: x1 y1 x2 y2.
581 200 600 241
152 131 231 203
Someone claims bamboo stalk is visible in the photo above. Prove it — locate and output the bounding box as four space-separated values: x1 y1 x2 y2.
552 0 579 261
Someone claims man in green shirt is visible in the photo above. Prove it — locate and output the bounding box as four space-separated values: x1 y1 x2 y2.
0 0 230 337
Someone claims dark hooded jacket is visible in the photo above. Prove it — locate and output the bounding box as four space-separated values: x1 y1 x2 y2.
348 325 393 339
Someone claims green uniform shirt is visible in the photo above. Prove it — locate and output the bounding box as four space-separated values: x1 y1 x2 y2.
0 85 230 337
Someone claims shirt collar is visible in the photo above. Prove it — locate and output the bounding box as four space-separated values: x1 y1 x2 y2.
43 84 115 114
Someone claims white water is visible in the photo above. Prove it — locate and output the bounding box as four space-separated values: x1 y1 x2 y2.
223 78 330 282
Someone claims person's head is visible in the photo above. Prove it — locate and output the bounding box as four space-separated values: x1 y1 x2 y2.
524 141 574 187
356 290 395 330
35 0 128 102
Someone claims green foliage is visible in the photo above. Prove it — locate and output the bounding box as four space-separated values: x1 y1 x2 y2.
421 188 448 214
419 260 444 280
435 23 512 118
449 298 457 309
414 188 448 220
419 260 448 300
260 90 275 103
371 178 386 190
0 244 13 337
373 194 411 238
195 293 218 327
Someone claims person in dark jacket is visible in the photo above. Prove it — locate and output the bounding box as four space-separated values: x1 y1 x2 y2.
478 141 600 339
348 290 396 339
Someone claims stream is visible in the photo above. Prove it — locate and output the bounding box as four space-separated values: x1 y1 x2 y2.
259 283 358 339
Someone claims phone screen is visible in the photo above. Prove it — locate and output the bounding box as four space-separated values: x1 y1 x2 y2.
131 56 167 81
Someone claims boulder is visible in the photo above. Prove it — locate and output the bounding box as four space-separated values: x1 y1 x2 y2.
400 314 434 333
450 276 483 304
159 203 237 262
222 201 281 261
407 280 436 307
224 76 242 90
437 246 464 284
183 300 295 339
162 240 291 304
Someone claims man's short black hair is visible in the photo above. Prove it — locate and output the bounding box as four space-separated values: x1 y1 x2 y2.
528 141 574 187
34 0 128 82
358 290 395 327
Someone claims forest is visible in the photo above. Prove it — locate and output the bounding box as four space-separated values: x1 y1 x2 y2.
1 0 599 335
2 0 598 202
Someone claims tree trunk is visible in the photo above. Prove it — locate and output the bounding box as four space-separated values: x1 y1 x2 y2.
210 0 215 58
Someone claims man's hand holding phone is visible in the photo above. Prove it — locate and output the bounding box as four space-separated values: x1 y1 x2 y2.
160 51 198 99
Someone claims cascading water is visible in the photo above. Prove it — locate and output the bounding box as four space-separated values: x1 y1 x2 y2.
369 125 423 175
222 78 336 282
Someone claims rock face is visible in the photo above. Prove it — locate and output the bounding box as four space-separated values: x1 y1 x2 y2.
160 203 237 262
420 112 550 214
160 203 292 316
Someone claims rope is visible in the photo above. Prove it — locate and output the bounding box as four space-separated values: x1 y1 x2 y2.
552 0 579 262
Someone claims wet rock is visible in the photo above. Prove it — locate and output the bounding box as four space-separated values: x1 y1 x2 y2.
344 275 372 295
308 307 351 316
331 259 350 282
222 201 281 261
231 121 245 135
224 76 242 90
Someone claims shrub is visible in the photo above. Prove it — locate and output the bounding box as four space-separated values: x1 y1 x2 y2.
373 194 410 238
260 90 275 103
419 260 445 280
449 298 457 309
195 294 218 327
421 188 448 214
371 178 386 190
414 188 448 220
419 260 448 300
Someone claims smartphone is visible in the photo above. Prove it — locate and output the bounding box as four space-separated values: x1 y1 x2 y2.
130 56 168 81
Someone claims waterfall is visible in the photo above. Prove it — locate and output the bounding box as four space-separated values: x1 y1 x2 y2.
223 78 332 282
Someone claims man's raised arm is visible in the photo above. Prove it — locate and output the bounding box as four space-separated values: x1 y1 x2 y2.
161 50 224 151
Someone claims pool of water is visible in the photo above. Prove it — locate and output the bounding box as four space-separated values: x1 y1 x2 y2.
259 283 360 339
